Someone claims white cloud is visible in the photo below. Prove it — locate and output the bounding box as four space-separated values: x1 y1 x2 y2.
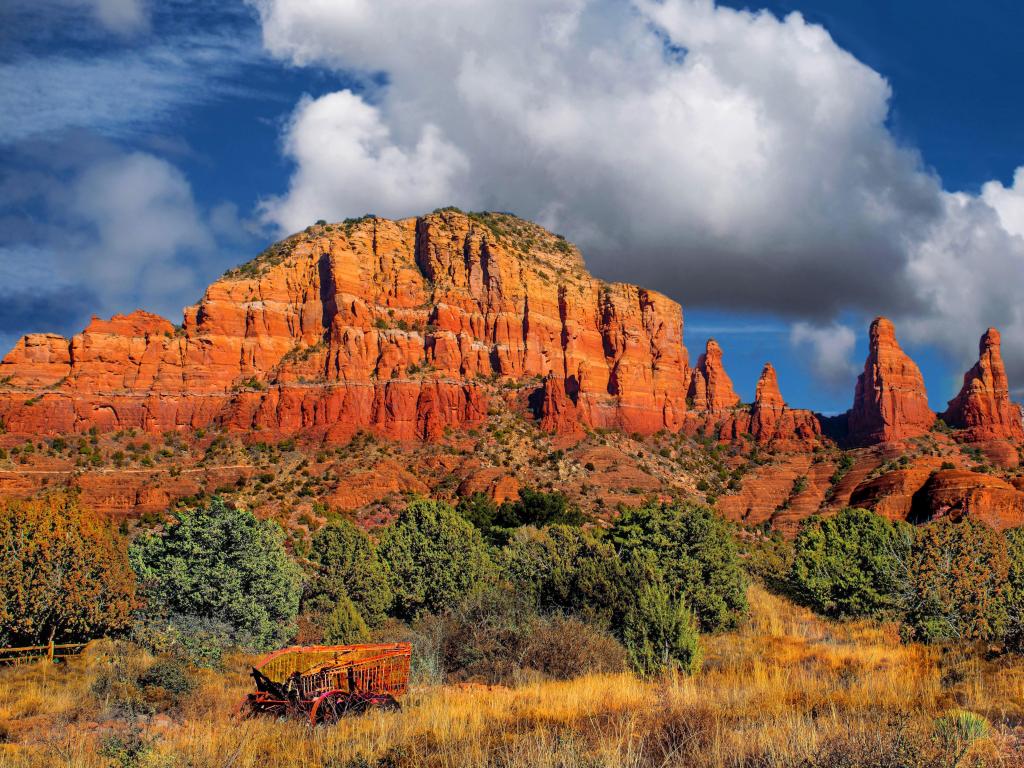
261 91 469 230
982 168 1024 238
790 321 858 391
68 152 212 311
250 0 1024 389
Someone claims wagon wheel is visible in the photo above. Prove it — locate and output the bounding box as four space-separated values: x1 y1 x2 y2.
309 690 348 725
366 693 401 712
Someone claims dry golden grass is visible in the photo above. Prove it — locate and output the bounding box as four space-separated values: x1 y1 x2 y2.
2 586 1023 767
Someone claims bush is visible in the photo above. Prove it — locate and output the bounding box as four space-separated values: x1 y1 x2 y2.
322 592 371 644
789 508 912 619
0 494 137 645
378 499 495 620
130 498 302 656
435 584 535 683
305 518 392 627
136 656 195 697
610 502 747 631
908 519 1009 642
620 560 702 676
521 615 628 680
433 585 628 684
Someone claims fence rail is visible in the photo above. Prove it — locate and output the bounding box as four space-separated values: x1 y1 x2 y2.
0 641 89 665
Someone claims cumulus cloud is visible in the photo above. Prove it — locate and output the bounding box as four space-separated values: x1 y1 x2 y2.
248 0 1024 389
261 91 469 230
982 168 1024 238
67 152 213 311
790 321 858 392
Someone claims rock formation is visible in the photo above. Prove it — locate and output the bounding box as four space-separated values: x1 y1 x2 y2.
910 469 1024 530
846 317 934 445
942 328 1024 441
746 363 822 447
688 339 740 412
0 212 691 441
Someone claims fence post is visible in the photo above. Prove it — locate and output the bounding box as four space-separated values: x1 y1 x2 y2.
47 639 54 663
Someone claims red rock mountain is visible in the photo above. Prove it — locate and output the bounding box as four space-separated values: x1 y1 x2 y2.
943 328 1024 441
846 317 934 445
0 212 695 441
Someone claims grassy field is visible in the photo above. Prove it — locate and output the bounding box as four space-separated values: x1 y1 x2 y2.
1 586 1022 768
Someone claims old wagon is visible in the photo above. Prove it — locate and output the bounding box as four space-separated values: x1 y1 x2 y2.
239 642 412 724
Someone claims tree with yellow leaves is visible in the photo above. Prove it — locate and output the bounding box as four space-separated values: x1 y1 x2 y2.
0 494 137 645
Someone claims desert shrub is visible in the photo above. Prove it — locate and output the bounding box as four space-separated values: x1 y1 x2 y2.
609 501 747 631
136 656 195 697
620 558 701 676
87 640 153 719
304 518 392 627
499 525 626 629
801 718 939 768
459 488 583 545
789 508 912 619
520 615 628 679
322 592 371 644
0 494 137 645
130 497 302 657
908 519 1009 642
434 584 535 683
433 585 628 684
140 615 238 667
378 499 495 621
98 728 153 768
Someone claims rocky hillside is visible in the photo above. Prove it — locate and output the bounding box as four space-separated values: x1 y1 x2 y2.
0 210 1023 532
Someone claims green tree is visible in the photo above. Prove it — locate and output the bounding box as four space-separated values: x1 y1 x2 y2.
378 499 495 620
130 497 301 651
620 557 701 676
1003 527 1024 649
322 593 371 644
908 518 1009 642
305 518 392 627
609 502 747 631
0 494 137 645
788 508 911 618
499 525 625 629
460 489 584 545
456 492 499 533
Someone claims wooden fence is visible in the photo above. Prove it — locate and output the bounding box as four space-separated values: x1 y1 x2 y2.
0 641 89 665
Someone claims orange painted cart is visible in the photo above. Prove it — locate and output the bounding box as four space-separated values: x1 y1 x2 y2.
239 642 411 724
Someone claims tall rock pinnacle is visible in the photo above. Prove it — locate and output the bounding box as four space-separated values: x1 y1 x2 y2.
688 339 740 412
847 317 934 444
942 328 1024 440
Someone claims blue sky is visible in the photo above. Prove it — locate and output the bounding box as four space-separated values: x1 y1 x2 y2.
3 0 1024 416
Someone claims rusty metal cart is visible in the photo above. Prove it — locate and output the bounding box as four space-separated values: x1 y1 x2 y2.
239 642 411 724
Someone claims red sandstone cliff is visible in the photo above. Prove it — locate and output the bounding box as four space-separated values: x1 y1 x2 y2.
846 317 934 445
943 328 1024 441
0 212 691 441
